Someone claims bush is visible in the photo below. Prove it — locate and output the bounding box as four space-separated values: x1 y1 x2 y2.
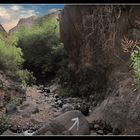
130 46 140 87
59 87 72 97
16 69 36 88
0 35 34 88
15 17 66 83
0 40 24 73
121 36 140 87
59 87 78 97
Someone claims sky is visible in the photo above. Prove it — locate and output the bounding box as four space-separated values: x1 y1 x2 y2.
0 4 64 32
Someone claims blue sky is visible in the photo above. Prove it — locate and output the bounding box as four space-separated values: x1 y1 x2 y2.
0 4 64 31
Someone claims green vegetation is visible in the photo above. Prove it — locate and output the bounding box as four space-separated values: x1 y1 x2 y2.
13 12 67 84
0 39 23 72
130 46 140 87
121 37 140 88
16 70 36 88
59 86 78 97
59 87 75 97
0 33 35 88
0 11 67 88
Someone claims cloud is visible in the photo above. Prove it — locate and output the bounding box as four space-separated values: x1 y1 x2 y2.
0 5 39 32
48 8 60 14
9 5 22 11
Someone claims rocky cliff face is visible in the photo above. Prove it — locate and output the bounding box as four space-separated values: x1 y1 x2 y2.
9 10 61 34
60 5 140 134
9 16 36 34
0 24 7 37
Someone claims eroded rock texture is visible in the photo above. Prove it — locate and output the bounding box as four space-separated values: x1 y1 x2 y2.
60 5 140 134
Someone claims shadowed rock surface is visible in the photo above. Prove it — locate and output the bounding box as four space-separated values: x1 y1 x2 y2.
60 5 140 134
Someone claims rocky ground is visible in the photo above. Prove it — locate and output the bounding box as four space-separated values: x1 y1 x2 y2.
1 80 119 136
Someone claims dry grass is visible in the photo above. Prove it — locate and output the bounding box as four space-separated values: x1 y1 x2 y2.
121 36 140 53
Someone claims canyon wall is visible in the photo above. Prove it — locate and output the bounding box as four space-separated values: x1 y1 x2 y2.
60 5 140 134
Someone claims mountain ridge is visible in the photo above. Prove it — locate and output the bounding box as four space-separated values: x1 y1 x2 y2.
0 24 7 37
8 10 61 34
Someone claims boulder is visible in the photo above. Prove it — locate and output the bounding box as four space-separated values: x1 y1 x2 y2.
6 102 17 114
2 129 20 136
90 132 98 135
97 130 104 135
34 110 90 135
19 101 39 116
49 83 60 93
45 131 53 135
61 103 74 113
23 130 35 136
56 100 63 107
94 124 100 130
49 110 90 135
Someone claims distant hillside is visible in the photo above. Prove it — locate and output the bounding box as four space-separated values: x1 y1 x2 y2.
0 24 7 38
35 10 61 24
8 10 61 34
9 16 36 34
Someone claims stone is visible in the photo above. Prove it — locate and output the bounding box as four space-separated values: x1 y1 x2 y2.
2 129 20 135
54 94 59 98
57 100 63 107
90 131 98 135
61 103 74 113
21 112 31 118
112 128 121 135
36 100 42 104
51 103 56 108
94 124 100 130
19 101 39 116
23 130 35 136
88 123 94 130
53 111 61 117
45 131 53 135
6 102 17 114
46 89 50 93
33 123 51 135
34 110 90 135
62 130 71 135
57 100 62 104
49 83 60 93
49 110 90 135
107 133 113 135
97 130 104 135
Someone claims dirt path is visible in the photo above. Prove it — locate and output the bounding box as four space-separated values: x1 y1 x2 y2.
9 86 55 132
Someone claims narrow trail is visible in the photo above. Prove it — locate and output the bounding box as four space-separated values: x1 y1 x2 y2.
2 82 116 135
9 85 55 133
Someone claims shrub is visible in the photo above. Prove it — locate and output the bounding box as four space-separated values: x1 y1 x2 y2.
0 40 24 73
59 87 72 97
130 46 140 87
16 69 36 88
59 87 78 97
121 36 140 87
15 18 66 83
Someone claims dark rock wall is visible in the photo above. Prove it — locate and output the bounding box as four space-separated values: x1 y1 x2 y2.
60 5 140 97
60 5 140 134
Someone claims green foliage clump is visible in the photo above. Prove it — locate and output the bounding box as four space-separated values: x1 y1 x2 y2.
0 32 34 88
130 46 140 87
16 70 36 88
14 14 67 83
2 11 67 86
59 87 72 97
59 87 78 97
0 39 24 73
